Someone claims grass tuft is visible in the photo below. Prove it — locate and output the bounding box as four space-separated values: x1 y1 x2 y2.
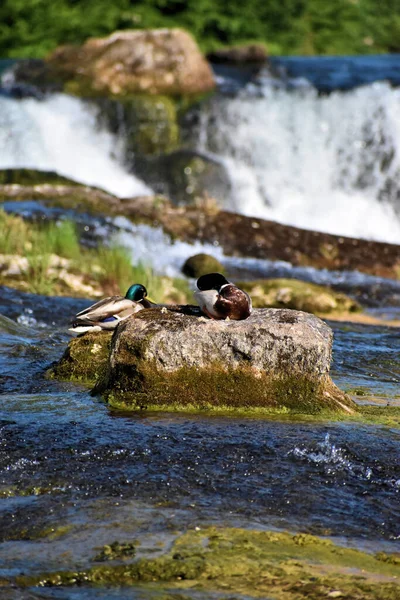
0 210 191 302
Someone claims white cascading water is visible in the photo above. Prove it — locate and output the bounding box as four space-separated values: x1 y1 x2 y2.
1 84 400 243
0 93 151 197
197 81 400 243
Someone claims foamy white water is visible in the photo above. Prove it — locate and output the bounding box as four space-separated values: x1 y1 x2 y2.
111 217 224 277
1 85 400 242
198 81 400 243
0 94 151 197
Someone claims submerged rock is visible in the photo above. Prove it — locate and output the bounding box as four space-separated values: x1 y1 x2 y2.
52 307 356 414
46 29 216 97
16 525 400 597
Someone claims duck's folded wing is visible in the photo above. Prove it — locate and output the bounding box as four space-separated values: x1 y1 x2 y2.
216 286 252 320
74 296 139 324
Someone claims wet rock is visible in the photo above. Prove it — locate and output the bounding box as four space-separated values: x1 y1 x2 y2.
92 307 355 414
46 29 216 97
240 278 361 315
2 178 400 280
0 169 80 187
207 43 268 64
134 150 231 205
5 59 62 97
16 525 400 595
95 96 179 157
182 253 225 278
50 331 112 386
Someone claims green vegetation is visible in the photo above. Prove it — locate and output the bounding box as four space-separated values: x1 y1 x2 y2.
1 0 399 59
15 526 400 598
239 278 361 316
0 210 190 301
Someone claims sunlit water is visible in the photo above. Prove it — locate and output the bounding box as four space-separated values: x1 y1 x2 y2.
0 286 399 599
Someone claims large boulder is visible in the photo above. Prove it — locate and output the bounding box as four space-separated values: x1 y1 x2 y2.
73 307 356 414
46 29 216 97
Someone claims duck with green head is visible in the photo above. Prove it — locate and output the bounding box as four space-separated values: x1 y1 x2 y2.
69 283 155 334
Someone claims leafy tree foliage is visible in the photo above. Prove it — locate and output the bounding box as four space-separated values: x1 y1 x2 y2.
0 0 399 58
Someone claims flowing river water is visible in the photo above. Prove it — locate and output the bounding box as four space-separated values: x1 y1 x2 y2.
0 56 400 597
0 283 399 599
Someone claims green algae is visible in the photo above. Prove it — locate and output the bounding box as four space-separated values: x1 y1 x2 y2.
48 330 113 386
125 96 179 156
239 278 361 315
0 168 79 186
101 359 355 414
15 526 400 599
181 252 226 278
49 328 400 426
94 540 139 562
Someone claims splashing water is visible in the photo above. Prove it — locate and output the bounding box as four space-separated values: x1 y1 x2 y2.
288 433 371 476
288 433 400 490
111 217 225 277
0 94 151 197
197 82 400 242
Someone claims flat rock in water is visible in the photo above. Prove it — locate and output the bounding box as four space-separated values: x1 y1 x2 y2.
92 307 355 414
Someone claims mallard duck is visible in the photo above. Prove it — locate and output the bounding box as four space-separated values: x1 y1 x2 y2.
194 272 252 320
69 283 154 334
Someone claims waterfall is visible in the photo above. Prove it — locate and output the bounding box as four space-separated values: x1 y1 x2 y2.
197 81 400 243
1 82 400 243
0 93 151 197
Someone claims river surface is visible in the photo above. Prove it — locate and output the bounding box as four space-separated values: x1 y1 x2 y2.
0 284 399 599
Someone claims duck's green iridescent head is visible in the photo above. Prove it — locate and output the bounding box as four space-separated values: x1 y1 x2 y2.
125 283 147 302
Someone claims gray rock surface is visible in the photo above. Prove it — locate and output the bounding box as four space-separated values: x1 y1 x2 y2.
98 307 355 413
112 307 331 374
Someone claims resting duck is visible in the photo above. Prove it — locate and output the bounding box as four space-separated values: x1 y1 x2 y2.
194 272 252 320
69 283 154 334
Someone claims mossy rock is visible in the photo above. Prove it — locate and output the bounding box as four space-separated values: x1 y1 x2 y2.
93 308 355 414
182 253 225 278
239 278 361 315
48 330 112 386
16 526 400 598
133 149 231 205
95 95 179 157
0 169 80 187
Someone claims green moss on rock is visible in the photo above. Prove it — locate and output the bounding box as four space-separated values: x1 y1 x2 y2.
0 169 80 186
123 96 179 156
51 308 355 416
181 253 225 278
104 361 353 415
240 278 361 315
48 331 112 386
16 526 400 599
